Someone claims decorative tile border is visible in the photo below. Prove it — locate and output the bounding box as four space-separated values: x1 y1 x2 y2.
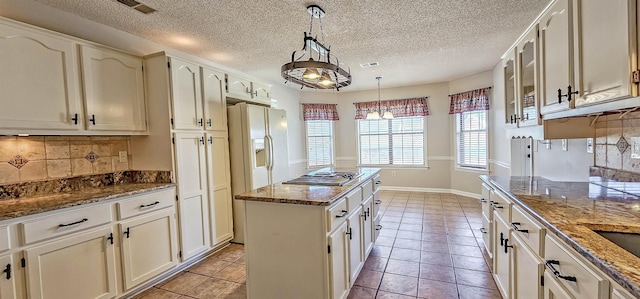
8 155 28 169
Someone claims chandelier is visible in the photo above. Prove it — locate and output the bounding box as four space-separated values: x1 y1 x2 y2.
366 77 394 119
281 5 352 90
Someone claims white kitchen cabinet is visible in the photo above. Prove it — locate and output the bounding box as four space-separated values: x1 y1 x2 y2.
543 271 573 299
481 183 493 259
328 221 349 299
201 67 227 131
205 132 234 246
251 81 272 105
510 233 543 299
517 28 540 127
225 74 253 101
119 208 178 290
539 0 574 115
170 58 204 130
79 45 146 132
173 132 210 260
24 227 117 299
347 206 363 286
503 48 518 125
573 0 637 107
0 20 82 133
361 195 374 258
493 211 511 299
0 254 17 299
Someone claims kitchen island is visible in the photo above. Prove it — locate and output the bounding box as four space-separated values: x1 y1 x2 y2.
235 167 381 299
480 174 640 298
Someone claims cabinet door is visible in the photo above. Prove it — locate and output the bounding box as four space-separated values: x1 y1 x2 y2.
540 0 574 115
543 271 573 299
361 195 373 257
347 207 363 286
205 132 234 246
511 233 543 299
80 45 146 132
225 74 252 100
0 22 81 132
503 48 518 125
173 132 210 260
170 58 203 130
328 222 349 299
493 212 511 299
201 67 227 131
518 28 540 127
0 254 17 299
573 0 636 107
25 227 117 299
120 208 178 290
251 82 272 105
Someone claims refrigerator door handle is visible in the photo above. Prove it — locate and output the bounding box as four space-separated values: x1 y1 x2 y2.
268 135 275 171
264 135 272 170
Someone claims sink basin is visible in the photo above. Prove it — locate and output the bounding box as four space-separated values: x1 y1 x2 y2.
594 230 640 258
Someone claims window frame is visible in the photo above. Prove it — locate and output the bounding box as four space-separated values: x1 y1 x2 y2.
356 116 428 168
304 119 335 169
455 110 488 171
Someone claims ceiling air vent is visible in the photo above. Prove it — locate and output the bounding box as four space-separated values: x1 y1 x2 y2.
115 0 157 14
360 62 380 68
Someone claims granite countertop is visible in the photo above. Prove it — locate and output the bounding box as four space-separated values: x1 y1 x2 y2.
0 171 174 221
481 175 640 297
235 167 381 206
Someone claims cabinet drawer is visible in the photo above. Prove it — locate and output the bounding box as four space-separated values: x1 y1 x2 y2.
372 175 381 192
481 213 492 258
117 189 174 220
492 190 512 222
21 204 112 245
0 225 9 252
372 190 381 219
327 198 349 232
374 215 382 241
544 234 609 299
512 205 545 255
346 188 362 212
361 180 373 201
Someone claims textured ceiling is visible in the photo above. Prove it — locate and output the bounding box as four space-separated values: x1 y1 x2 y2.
35 0 550 91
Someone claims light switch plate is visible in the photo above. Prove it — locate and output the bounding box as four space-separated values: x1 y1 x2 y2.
586 138 593 154
561 139 568 151
631 137 640 159
119 151 128 163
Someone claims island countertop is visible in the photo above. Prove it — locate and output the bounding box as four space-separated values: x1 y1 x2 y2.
480 175 640 297
234 167 381 206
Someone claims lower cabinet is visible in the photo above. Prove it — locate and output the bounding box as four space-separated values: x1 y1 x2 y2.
328 222 349 299
24 227 117 299
347 206 363 286
0 254 17 299
511 233 543 299
493 212 511 298
361 195 374 257
120 208 178 290
543 271 573 299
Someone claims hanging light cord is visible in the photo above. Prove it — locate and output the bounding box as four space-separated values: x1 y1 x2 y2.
377 77 382 114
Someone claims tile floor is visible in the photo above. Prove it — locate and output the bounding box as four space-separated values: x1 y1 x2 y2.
133 191 502 299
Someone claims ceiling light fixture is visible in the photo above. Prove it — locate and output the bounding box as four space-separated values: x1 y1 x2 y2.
281 5 352 90
366 77 394 120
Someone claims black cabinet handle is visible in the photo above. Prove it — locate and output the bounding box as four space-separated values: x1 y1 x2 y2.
89 114 96 125
375 180 381 185
107 233 114 245
198 118 204 127
200 137 205 145
494 205 504 209
545 260 577 282
500 232 504 246
480 198 486 203
3 264 10 280
71 113 78 125
124 227 131 239
59 218 88 227
504 238 513 253
558 86 579 104
208 136 213 144
374 200 382 205
480 228 487 234
207 119 212 127
375 225 383 231
511 222 529 233
335 210 348 218
140 201 160 208
346 227 352 240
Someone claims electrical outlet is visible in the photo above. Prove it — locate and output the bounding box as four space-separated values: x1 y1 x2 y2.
391 171 396 177
561 139 568 151
631 137 640 159
119 151 128 163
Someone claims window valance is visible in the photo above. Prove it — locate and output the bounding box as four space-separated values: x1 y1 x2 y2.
302 103 340 121
448 87 491 114
354 97 429 119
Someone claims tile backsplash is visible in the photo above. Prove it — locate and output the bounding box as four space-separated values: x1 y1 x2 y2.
0 136 132 184
595 112 640 173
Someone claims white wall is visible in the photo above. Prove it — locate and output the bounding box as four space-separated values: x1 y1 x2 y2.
533 139 593 181
490 63 512 177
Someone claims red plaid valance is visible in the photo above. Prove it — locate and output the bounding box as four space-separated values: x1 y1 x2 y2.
302 103 340 121
354 97 429 119
448 87 491 114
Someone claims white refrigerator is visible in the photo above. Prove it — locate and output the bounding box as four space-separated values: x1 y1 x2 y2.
227 102 290 243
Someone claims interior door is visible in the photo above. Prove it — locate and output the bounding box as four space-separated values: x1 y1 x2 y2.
267 108 290 184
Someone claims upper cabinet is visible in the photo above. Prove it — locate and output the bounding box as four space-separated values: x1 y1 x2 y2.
225 73 272 106
517 28 540 127
0 18 148 135
251 81 272 106
503 48 518 125
201 67 227 131
0 21 82 133
169 57 203 130
80 45 146 132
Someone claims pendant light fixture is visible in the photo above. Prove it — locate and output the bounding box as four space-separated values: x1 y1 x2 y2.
281 5 352 90
366 77 394 120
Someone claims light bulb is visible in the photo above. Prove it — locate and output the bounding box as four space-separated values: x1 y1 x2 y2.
318 71 335 86
302 68 320 80
382 111 394 119
366 111 381 120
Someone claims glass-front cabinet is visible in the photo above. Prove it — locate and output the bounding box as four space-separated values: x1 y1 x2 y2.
503 48 518 126
517 28 540 127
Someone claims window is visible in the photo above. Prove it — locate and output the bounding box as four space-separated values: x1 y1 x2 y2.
306 120 334 167
357 117 425 166
456 110 487 169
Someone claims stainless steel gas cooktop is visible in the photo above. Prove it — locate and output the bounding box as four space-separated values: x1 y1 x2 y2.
282 171 362 186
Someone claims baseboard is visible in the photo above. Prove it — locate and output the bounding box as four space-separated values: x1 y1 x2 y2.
379 186 481 199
